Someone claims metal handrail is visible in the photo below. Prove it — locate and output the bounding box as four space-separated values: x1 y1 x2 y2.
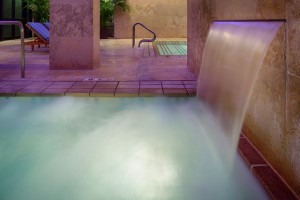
0 21 25 78
132 22 156 48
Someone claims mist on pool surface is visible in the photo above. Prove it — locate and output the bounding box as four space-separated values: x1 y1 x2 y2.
0 97 267 200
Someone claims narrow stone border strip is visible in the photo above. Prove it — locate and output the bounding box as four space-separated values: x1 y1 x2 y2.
238 128 298 200
0 80 197 97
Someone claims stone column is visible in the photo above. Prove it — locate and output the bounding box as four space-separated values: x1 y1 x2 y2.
187 0 213 76
49 0 99 70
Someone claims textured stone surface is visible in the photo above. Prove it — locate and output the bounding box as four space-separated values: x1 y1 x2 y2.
286 74 300 194
287 0 300 20
114 0 187 38
187 0 213 76
50 0 99 70
214 0 285 20
287 19 300 76
245 26 286 179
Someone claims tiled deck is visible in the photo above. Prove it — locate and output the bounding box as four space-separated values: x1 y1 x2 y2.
0 39 196 96
0 80 197 97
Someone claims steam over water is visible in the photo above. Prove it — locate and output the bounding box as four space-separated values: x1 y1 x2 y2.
0 22 283 200
0 97 266 200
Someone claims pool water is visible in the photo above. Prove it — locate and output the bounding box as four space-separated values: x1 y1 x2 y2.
153 41 187 56
0 97 267 200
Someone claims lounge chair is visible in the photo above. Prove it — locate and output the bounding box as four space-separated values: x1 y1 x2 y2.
25 22 49 51
43 22 50 29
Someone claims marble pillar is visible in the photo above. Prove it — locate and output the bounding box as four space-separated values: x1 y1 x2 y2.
49 0 99 70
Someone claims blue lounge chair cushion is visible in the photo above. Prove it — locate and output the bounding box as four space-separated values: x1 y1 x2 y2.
44 22 50 29
27 22 50 42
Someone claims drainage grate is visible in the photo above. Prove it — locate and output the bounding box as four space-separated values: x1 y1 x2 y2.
83 77 114 81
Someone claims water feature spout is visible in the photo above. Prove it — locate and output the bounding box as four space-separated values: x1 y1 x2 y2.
197 21 283 162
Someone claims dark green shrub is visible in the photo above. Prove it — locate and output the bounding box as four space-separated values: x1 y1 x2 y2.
24 0 49 22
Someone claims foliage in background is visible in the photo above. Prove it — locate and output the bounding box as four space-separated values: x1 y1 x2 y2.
100 0 130 28
23 0 129 26
113 0 130 12
23 0 49 22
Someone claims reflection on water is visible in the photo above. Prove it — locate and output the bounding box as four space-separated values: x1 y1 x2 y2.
0 97 266 200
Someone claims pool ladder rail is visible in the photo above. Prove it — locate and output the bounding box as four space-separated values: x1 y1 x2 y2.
132 22 156 48
0 20 25 78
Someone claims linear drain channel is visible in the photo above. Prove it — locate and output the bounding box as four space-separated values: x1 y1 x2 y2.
83 77 114 81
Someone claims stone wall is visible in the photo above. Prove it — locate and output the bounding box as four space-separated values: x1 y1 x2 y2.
50 0 99 70
114 0 187 39
188 0 300 196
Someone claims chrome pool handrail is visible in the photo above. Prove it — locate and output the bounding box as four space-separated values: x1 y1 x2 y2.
0 21 25 78
132 22 156 48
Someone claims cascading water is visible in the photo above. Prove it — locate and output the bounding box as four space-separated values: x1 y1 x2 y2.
197 21 283 164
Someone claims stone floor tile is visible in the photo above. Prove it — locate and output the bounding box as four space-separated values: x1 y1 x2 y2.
71 82 96 89
90 88 115 97
184 84 197 89
163 88 188 96
140 81 161 85
118 84 140 89
17 88 43 96
0 89 18 96
47 81 75 89
140 84 162 89
65 88 91 96
94 82 118 89
41 88 67 96
183 80 197 85
115 88 139 97
0 85 26 90
119 81 140 85
163 84 185 89
186 88 197 96
140 88 164 96
0 81 11 87
162 81 183 85
26 81 53 88
7 81 33 86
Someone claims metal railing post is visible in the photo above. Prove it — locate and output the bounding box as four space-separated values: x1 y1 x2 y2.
0 21 25 78
132 25 136 48
132 23 156 48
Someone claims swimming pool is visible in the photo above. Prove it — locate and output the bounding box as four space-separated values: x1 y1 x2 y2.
0 97 267 200
153 41 187 56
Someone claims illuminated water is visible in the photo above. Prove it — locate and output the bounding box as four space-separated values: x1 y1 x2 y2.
0 97 266 200
0 21 283 200
198 21 283 162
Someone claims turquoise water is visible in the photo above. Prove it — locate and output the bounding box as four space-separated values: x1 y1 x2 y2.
154 41 187 56
0 97 267 200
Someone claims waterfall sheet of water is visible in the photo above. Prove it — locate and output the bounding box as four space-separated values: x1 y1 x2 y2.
197 21 283 161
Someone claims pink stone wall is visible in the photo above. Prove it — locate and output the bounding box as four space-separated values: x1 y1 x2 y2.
114 0 187 39
187 0 213 75
188 0 300 196
50 0 99 70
